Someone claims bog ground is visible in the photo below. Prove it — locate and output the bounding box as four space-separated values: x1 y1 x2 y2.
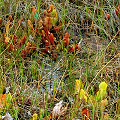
0 0 120 120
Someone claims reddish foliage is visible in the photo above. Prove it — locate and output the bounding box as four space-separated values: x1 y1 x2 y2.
2 4 82 61
47 5 55 14
4 34 37 58
1 94 7 102
18 36 27 48
75 44 81 51
0 94 7 108
69 46 75 53
117 4 120 12
32 7 37 15
48 32 55 45
43 17 52 30
42 29 56 54
115 9 119 16
52 52 58 61
21 42 36 58
115 5 120 16
64 32 70 46
18 18 24 26
9 15 14 22
13 35 18 45
28 20 34 30
0 18 2 25
21 50 27 58
25 42 36 53
9 44 15 52
42 48 50 55
4 36 10 45
106 13 110 20
82 108 91 120
45 40 51 49
44 5 56 16
69 44 81 53
54 25 62 32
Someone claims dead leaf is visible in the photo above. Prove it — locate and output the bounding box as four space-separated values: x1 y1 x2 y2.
52 100 67 119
